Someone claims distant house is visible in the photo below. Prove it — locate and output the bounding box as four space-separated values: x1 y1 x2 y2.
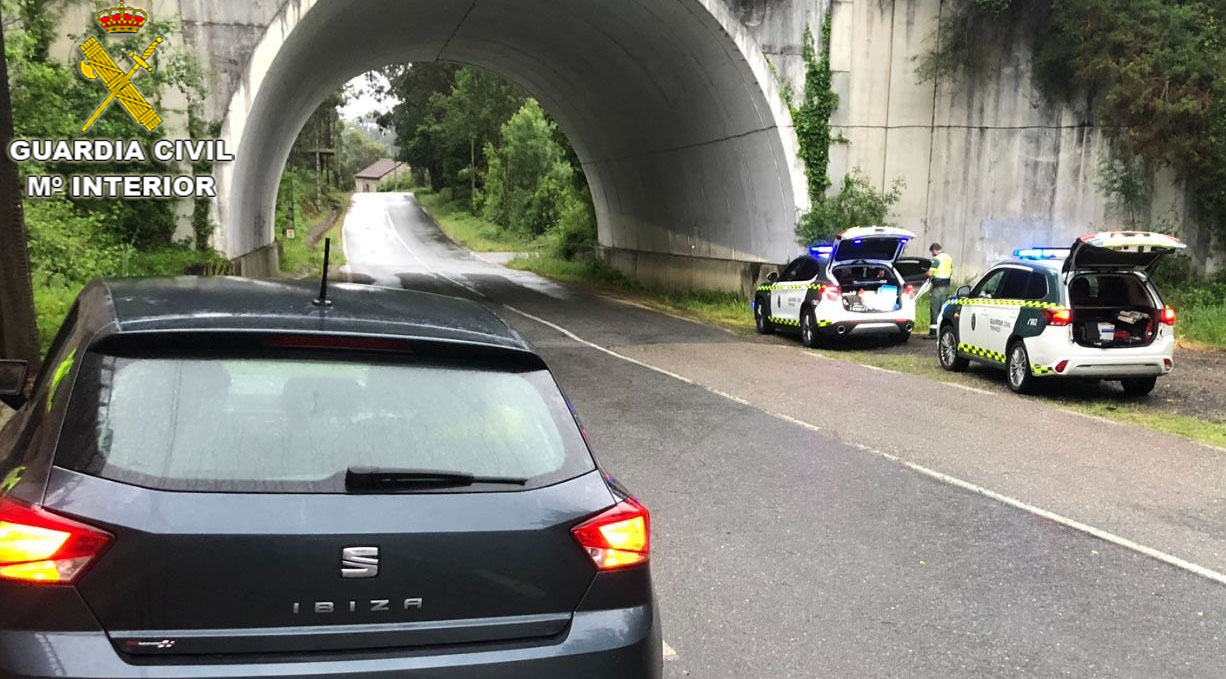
354 159 406 193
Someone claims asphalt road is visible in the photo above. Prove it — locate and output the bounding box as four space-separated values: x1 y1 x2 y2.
343 192 1226 678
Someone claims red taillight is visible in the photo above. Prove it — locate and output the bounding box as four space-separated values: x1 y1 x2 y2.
1055 360 1069 374
904 284 916 299
823 286 841 302
0 498 112 584
264 335 414 353
572 498 650 571
1042 308 1073 326
1160 307 1177 326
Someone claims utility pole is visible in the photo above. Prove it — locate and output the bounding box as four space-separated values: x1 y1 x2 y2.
0 10 41 366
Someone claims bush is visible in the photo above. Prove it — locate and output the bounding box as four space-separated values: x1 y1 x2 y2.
33 277 83 350
796 170 905 245
24 199 127 282
544 194 597 259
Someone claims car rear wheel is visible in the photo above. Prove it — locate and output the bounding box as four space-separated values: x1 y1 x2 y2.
800 309 820 348
938 325 968 372
1121 376 1158 396
1006 341 1036 394
754 299 774 335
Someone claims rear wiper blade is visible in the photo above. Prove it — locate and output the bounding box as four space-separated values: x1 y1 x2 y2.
345 466 528 491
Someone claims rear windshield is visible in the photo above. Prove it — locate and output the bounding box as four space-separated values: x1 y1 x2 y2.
58 354 594 493
835 238 901 262
1069 273 1155 308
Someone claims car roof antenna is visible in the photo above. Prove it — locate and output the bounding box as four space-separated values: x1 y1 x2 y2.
313 238 334 307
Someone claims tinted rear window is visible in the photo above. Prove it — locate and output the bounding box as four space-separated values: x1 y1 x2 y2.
998 269 1031 299
59 355 594 492
835 238 901 262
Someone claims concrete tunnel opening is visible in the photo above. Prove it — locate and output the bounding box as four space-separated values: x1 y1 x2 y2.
216 0 806 291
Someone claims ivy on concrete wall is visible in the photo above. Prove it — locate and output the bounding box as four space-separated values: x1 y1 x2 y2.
786 14 838 207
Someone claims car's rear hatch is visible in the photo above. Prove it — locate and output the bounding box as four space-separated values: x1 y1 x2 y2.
1062 231 1186 274
46 335 611 658
44 469 609 656
830 226 916 267
830 227 917 313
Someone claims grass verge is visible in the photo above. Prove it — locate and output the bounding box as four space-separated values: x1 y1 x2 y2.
411 188 537 253
278 193 351 278
1178 305 1226 350
811 346 1226 449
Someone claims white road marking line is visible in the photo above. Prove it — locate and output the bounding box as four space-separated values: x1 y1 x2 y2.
663 641 678 661
502 306 694 385
771 412 822 433
859 364 900 375
601 296 702 325
709 388 752 406
1073 412 1122 426
382 200 490 300
508 309 1226 589
944 382 994 396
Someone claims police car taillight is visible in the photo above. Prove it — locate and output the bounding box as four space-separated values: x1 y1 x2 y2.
1042 308 1073 326
823 286 841 302
1160 307 1177 326
904 284 916 298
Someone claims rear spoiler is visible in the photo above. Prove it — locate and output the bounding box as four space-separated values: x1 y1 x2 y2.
87 330 549 370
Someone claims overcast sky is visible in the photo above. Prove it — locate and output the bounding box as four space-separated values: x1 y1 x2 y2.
339 72 400 121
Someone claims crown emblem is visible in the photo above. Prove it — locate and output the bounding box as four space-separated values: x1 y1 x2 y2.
96 1 147 34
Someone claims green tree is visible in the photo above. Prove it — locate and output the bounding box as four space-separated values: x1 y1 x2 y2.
482 100 574 235
423 67 524 204
377 63 459 191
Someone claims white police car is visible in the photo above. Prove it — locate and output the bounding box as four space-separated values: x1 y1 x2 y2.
753 226 932 347
937 231 1186 395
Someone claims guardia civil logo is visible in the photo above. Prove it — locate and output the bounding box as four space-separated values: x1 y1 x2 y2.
77 1 164 132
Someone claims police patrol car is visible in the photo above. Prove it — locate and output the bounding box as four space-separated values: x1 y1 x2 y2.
937 231 1186 395
753 227 932 347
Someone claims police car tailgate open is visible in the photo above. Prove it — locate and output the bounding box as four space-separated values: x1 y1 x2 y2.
754 227 931 347
938 231 1185 395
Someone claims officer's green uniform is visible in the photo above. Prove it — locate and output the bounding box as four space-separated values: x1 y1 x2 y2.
929 252 954 336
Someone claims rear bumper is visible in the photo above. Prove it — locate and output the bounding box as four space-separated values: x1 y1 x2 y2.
1047 357 1171 378
0 605 662 679
820 319 913 337
1025 335 1174 379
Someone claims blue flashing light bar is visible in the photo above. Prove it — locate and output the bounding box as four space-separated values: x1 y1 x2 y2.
1014 247 1071 261
809 244 833 257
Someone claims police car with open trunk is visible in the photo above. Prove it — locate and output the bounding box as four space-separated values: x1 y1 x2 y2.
754 227 931 347
937 231 1185 395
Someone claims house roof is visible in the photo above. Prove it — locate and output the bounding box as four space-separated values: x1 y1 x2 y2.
355 158 404 180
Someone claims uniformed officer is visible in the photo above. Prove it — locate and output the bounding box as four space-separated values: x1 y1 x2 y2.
927 243 954 338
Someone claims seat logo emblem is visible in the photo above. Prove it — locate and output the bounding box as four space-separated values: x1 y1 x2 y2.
341 547 380 579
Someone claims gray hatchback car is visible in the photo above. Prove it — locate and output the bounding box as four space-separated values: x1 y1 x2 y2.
0 277 661 678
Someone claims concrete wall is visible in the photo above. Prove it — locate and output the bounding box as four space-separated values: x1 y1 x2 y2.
825 0 1206 279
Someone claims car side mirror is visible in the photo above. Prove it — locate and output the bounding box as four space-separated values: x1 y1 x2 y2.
956 286 972 298
766 272 779 284
0 360 29 410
